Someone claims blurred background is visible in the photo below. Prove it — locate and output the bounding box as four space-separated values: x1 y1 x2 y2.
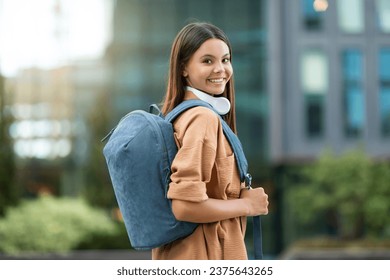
0 0 389 260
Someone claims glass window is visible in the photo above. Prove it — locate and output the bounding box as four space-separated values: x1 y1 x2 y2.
301 50 328 137
306 95 324 137
301 0 323 31
376 0 390 32
301 50 328 94
342 50 365 137
379 48 390 136
337 0 364 33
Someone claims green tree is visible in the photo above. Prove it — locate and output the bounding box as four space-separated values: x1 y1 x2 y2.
0 195 121 254
288 148 390 240
0 74 17 216
364 161 390 237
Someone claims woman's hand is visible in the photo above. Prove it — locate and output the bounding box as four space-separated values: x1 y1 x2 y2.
240 187 269 216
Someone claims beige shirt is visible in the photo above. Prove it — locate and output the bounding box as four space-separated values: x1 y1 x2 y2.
152 96 247 260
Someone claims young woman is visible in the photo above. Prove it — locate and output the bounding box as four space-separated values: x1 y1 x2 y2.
153 22 269 260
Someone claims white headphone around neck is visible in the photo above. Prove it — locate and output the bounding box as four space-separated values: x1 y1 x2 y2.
186 86 231 115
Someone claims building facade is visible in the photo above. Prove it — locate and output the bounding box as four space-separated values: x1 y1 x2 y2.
269 0 390 163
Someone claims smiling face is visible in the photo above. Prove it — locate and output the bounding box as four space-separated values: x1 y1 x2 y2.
183 38 233 96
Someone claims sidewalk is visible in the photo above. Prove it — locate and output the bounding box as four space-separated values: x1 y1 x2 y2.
0 250 152 260
280 247 390 260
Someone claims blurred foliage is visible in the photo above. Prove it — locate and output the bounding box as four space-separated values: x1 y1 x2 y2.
0 74 18 216
76 219 130 251
288 148 390 240
292 236 390 249
83 92 117 208
0 195 129 254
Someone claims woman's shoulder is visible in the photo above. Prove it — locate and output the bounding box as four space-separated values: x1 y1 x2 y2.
173 106 221 140
176 106 220 127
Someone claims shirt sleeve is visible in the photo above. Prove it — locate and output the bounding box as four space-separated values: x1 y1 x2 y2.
167 107 219 202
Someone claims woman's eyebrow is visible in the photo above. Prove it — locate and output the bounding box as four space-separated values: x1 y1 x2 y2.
200 53 230 59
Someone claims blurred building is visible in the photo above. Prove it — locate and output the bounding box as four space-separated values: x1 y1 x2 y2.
6 59 109 196
8 67 74 160
2 0 112 196
269 0 390 162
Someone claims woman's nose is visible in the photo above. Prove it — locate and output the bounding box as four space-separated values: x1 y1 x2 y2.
213 61 224 73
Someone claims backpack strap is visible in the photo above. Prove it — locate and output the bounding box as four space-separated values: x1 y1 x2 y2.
165 99 263 260
164 99 210 123
219 116 264 260
253 215 263 259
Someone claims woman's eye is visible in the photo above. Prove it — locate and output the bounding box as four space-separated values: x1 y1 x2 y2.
203 59 212 64
223 58 231 63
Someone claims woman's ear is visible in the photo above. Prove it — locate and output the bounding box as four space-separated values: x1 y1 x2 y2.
182 70 188 77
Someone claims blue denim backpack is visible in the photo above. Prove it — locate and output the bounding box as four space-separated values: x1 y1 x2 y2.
102 99 262 259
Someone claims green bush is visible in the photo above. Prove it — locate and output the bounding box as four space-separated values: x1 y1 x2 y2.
288 148 390 240
0 195 124 254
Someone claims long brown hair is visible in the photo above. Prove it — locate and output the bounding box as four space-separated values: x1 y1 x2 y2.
161 22 237 133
